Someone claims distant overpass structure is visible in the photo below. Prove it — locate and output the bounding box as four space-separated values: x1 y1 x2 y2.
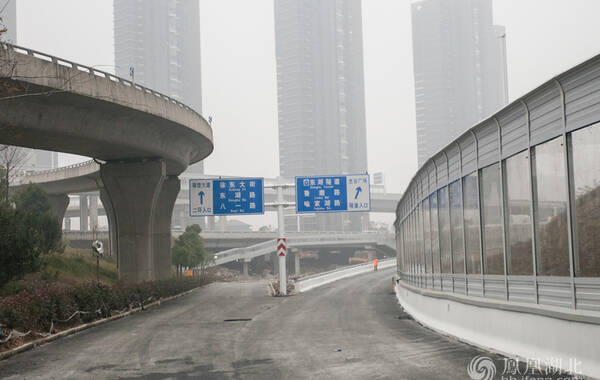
211 231 394 264
63 229 395 277
64 230 395 256
1 43 213 282
16 160 401 232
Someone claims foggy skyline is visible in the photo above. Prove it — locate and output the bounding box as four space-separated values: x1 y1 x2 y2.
9 0 600 228
412 0 508 167
113 0 204 177
275 0 368 231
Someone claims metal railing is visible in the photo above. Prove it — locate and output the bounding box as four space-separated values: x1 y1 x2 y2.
295 258 396 292
22 160 97 177
1 42 203 118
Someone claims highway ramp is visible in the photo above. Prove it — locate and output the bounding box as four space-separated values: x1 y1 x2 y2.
0 269 561 379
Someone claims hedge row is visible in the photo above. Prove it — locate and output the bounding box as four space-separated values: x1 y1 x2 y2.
0 277 209 335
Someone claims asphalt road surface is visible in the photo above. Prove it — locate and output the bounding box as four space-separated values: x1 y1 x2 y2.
0 268 574 379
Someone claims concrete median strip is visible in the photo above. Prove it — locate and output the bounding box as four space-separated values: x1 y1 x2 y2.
294 258 396 293
0 287 201 361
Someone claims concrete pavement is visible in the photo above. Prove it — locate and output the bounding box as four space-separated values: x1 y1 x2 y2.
0 269 575 379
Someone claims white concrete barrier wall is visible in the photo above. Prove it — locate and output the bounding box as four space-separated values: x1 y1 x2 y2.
295 258 395 293
395 282 600 379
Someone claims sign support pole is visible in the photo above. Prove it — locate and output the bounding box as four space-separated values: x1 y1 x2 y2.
265 180 295 296
277 180 287 295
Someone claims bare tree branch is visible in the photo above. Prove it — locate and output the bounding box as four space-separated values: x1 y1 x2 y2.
0 144 31 202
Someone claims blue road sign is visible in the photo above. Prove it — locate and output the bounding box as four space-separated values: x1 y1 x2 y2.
189 178 264 216
295 174 371 214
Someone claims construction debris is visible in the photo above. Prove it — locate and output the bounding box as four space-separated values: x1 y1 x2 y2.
269 280 295 296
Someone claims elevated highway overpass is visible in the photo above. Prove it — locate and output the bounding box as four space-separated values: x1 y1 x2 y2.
63 230 395 276
208 231 395 265
1 43 213 282
17 160 400 216
17 161 400 247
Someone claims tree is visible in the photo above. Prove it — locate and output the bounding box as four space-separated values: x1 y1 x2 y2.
172 224 211 276
0 185 63 287
0 145 31 203
0 204 41 287
12 184 63 254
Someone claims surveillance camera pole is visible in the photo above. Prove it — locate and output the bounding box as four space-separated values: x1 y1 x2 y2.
92 240 104 284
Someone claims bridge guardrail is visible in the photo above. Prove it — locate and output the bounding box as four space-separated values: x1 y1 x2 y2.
211 232 395 264
22 160 97 178
1 43 204 118
294 258 396 293
212 239 276 265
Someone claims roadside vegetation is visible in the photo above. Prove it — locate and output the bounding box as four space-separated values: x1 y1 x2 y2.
0 180 215 351
0 276 210 351
172 224 213 276
0 183 63 291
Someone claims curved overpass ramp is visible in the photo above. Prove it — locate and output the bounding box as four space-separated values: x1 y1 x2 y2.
0 43 212 174
0 43 214 282
212 232 395 266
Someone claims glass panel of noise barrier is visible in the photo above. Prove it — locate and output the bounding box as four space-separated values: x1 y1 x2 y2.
504 151 534 275
450 180 465 274
463 172 482 274
438 186 452 273
570 123 600 277
480 163 505 275
532 137 569 276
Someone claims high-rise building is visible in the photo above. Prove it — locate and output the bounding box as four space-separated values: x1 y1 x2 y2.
22 149 59 173
113 0 203 173
0 0 17 43
274 0 368 232
412 0 508 167
0 1 59 173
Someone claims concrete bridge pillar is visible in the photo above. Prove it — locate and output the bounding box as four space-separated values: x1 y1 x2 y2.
218 215 227 231
99 189 117 258
294 250 301 276
364 246 376 261
207 216 216 231
152 176 180 280
99 159 166 283
89 194 98 230
242 258 250 278
80 194 89 231
47 194 69 229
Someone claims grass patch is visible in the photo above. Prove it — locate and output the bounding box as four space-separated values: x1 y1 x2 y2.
43 248 118 284
0 248 118 297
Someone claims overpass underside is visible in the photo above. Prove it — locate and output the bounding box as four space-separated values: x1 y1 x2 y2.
1 43 213 283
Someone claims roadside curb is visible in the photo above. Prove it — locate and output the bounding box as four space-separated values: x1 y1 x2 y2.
0 287 200 361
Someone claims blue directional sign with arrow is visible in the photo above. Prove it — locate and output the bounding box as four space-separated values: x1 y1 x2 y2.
295 174 371 214
189 178 264 216
354 186 362 200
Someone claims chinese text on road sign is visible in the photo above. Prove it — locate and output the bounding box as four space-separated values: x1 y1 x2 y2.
295 174 371 213
189 178 264 216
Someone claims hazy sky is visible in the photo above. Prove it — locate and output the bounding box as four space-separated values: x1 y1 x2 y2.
11 0 600 227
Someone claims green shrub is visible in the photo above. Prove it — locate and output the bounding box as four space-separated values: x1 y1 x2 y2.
0 277 208 335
